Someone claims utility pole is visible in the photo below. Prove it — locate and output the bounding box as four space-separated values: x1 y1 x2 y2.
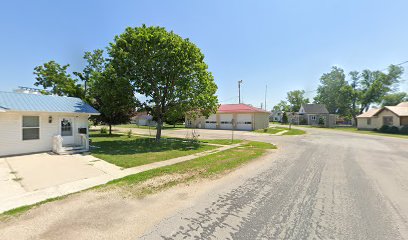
264 84 267 110
238 80 243 104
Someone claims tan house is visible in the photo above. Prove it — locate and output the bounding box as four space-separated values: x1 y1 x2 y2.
357 102 408 130
185 104 269 131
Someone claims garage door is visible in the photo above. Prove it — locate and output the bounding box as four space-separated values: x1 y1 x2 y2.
205 114 217 129
236 114 253 130
219 114 233 129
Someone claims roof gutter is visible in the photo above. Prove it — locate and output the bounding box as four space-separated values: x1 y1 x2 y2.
2 110 100 115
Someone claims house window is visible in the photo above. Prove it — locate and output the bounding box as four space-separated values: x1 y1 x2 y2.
61 118 73 136
383 116 393 126
311 115 317 121
22 116 40 140
367 118 371 125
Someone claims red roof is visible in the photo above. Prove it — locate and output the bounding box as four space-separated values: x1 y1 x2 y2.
218 104 269 113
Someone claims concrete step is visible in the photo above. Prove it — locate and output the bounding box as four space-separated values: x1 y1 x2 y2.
62 146 85 151
59 146 87 155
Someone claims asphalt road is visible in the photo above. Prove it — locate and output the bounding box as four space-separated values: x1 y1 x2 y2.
139 127 408 240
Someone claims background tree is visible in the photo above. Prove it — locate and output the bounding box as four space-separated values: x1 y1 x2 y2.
92 65 138 134
381 92 408 106
357 65 404 112
73 49 105 99
272 100 290 112
286 90 309 111
33 61 83 97
109 25 218 141
314 66 353 117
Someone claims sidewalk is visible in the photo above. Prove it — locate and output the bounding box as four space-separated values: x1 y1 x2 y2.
0 143 241 213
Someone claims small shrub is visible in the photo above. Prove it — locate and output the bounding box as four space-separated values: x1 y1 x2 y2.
299 118 307 125
400 126 408 135
263 128 268 132
127 129 133 138
100 127 108 134
318 117 325 126
379 125 390 133
389 126 400 134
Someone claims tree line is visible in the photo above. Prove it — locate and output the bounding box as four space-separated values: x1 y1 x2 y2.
273 65 407 122
32 25 219 140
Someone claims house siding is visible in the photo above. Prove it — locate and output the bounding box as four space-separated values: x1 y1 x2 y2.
401 116 408 126
0 112 89 157
357 117 379 130
254 112 269 130
376 109 400 127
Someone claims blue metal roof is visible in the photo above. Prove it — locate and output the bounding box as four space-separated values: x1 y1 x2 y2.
0 91 99 114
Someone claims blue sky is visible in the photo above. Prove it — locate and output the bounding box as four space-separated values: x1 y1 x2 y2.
1 0 407 109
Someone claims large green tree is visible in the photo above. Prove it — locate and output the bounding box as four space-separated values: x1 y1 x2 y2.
33 61 83 97
357 65 404 112
92 65 138 134
109 25 218 141
381 92 407 106
314 66 353 116
286 90 309 111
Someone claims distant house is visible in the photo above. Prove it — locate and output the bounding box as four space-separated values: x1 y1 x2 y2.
357 102 408 130
185 104 270 131
296 103 336 127
270 110 283 122
130 112 155 126
0 91 99 157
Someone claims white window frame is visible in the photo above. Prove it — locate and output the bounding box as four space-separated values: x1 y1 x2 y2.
310 115 317 121
22 115 40 141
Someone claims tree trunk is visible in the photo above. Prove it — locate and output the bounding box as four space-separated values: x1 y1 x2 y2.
109 124 112 135
156 118 162 142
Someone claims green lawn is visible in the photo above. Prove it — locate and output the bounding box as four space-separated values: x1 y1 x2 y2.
254 126 306 136
199 139 243 145
106 141 274 197
322 127 408 139
114 123 185 130
91 133 216 168
1 139 276 218
240 141 277 149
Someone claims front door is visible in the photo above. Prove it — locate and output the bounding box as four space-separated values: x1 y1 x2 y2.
60 117 75 146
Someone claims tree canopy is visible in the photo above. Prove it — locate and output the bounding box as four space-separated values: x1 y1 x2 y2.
33 61 83 97
92 65 138 134
314 66 353 116
109 25 218 141
381 92 407 106
286 90 309 111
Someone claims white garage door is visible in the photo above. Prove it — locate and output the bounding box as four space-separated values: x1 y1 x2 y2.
219 114 233 129
205 114 217 129
236 114 253 130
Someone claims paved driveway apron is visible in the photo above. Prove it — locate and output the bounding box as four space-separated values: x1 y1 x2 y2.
139 127 408 240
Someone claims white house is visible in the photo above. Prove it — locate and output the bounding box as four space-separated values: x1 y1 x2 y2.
269 110 283 122
0 91 99 157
